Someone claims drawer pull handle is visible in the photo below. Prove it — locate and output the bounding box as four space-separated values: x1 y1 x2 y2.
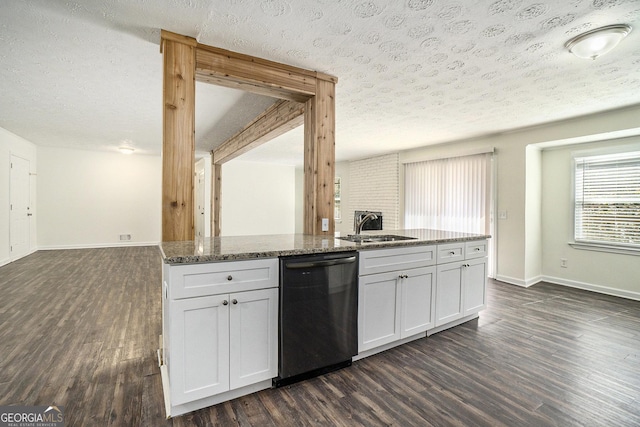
449 251 455 255
227 275 233 281
222 300 229 306
232 299 238 305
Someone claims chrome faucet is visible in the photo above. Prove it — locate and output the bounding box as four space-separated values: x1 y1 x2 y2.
355 213 378 235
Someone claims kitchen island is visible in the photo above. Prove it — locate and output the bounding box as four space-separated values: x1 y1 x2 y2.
159 229 490 417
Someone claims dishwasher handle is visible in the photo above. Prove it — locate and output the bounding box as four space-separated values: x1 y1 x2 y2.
285 256 357 270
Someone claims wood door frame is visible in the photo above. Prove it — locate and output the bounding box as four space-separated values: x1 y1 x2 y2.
161 30 337 239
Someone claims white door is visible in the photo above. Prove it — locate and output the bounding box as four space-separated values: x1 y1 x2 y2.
10 155 31 260
195 168 205 238
229 288 278 389
435 261 464 327
170 295 230 405
358 271 401 352
463 257 488 315
401 266 436 337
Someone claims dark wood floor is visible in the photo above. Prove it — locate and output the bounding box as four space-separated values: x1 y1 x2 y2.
1 247 639 426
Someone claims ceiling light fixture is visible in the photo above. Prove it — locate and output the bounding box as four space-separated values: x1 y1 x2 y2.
565 24 632 60
119 147 135 155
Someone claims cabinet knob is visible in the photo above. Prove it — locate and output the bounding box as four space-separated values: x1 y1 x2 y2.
232 299 238 305
222 300 229 305
475 247 480 252
449 251 455 255
227 275 233 281
398 274 408 279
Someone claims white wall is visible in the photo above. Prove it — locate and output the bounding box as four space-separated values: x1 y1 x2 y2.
541 137 640 299
348 153 400 232
334 161 351 235
398 104 640 293
294 167 304 234
221 160 295 236
524 146 542 284
37 146 161 248
0 127 38 265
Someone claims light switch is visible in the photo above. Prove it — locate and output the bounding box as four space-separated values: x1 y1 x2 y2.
321 218 329 231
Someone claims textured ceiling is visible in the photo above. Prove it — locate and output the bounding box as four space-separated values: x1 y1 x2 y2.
1 0 639 166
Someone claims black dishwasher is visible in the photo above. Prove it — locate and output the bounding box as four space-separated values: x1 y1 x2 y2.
275 251 358 387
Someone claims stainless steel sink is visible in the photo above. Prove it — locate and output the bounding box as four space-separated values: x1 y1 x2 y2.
338 234 417 243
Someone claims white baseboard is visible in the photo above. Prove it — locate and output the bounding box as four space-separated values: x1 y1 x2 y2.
38 241 160 250
496 274 640 301
1 248 38 267
494 275 532 287
541 275 640 302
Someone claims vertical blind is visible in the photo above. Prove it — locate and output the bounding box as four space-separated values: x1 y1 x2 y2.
404 153 491 234
574 151 640 247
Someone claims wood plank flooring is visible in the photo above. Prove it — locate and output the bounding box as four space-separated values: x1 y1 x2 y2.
1 247 639 426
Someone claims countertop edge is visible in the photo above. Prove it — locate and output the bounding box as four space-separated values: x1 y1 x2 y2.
161 232 491 265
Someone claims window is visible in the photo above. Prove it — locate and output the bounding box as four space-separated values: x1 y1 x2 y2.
404 153 491 234
574 151 640 250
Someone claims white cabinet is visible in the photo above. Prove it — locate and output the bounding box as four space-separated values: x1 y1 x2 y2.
161 258 278 416
400 267 437 336
358 246 436 353
229 288 278 389
463 257 488 316
170 294 230 404
434 241 488 328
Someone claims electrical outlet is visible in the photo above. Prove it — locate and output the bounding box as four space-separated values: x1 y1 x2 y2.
498 210 508 220
560 258 568 268
321 218 329 232
119 234 131 241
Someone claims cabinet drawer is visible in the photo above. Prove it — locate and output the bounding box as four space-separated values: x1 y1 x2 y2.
465 240 488 259
169 258 279 299
359 245 436 276
436 242 465 264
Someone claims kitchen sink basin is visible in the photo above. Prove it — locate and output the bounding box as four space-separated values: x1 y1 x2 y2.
338 234 417 243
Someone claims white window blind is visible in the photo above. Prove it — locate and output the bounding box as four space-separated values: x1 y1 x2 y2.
574 151 640 247
404 153 491 234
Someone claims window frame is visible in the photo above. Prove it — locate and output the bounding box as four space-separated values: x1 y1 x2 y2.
570 148 640 256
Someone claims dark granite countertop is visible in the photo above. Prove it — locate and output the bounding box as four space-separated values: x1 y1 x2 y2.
160 229 490 265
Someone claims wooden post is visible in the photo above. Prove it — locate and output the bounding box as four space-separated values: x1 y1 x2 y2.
303 77 336 235
160 31 338 238
161 30 197 241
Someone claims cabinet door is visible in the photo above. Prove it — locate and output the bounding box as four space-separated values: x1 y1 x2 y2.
435 262 464 327
229 288 278 389
170 295 230 405
358 271 401 352
401 266 436 337
463 257 487 316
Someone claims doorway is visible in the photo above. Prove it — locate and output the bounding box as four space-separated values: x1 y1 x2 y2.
10 155 31 260
194 160 206 238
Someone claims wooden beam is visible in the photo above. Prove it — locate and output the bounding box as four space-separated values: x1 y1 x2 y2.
303 78 336 235
195 44 334 102
211 161 221 237
212 100 304 165
161 30 196 241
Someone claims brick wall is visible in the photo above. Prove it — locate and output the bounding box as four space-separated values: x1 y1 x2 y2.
348 153 399 231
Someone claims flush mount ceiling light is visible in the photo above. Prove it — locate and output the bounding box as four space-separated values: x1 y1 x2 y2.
565 24 632 60
119 147 135 155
